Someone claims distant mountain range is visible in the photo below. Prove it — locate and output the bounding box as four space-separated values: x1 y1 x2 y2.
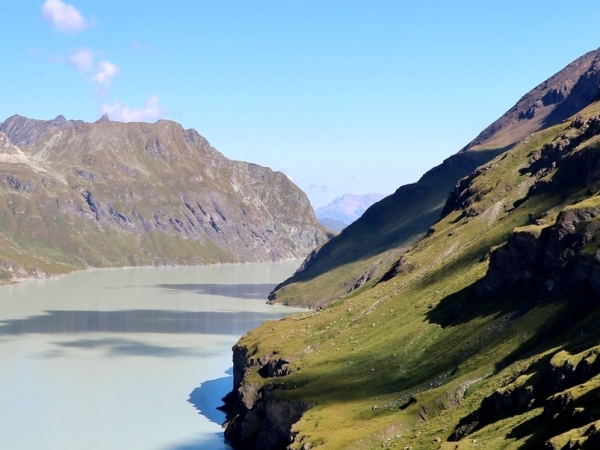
315 193 385 230
0 114 327 283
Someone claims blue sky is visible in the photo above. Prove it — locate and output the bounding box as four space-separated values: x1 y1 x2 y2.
1 1 600 207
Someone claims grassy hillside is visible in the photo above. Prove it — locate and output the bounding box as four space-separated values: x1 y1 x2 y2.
226 100 600 449
268 47 600 309
268 150 500 308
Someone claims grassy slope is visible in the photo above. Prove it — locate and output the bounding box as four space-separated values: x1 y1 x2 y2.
270 150 500 308
235 101 600 449
270 48 600 310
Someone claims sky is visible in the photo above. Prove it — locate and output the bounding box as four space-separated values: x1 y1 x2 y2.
1 2 600 208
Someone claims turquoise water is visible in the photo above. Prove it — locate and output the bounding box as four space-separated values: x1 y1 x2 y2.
0 261 303 450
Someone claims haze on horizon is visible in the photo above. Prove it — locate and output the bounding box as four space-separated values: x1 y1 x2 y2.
2 1 600 207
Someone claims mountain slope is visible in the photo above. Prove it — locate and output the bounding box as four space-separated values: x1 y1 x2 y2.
0 115 327 282
268 46 600 308
224 98 600 450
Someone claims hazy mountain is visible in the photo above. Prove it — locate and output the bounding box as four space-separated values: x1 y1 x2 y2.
223 47 600 449
0 115 327 282
315 192 385 226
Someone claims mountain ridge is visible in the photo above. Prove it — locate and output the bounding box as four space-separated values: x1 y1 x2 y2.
222 47 600 450
0 115 327 282
268 46 600 309
315 193 386 226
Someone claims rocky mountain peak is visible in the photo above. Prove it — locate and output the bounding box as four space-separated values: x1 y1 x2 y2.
0 114 327 281
462 46 600 152
0 114 83 146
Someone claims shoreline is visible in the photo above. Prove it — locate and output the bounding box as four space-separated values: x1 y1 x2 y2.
0 256 305 288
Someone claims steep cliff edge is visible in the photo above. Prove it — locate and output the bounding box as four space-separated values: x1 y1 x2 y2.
0 115 327 282
223 343 315 450
269 46 600 308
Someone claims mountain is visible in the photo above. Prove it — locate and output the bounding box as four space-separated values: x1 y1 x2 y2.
0 115 327 283
317 217 346 232
315 193 386 226
223 48 600 449
268 47 600 309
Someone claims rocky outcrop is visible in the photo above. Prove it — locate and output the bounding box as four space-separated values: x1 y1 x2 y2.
450 345 600 443
0 114 83 146
460 47 600 153
477 197 600 302
223 344 314 450
0 115 328 281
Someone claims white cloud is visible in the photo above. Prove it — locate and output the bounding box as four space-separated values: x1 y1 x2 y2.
42 0 88 33
93 60 119 85
69 47 93 72
101 95 167 123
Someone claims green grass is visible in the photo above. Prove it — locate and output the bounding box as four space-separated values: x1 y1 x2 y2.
232 102 600 449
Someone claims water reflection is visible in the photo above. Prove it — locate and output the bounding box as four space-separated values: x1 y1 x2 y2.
54 338 213 358
157 283 278 299
162 433 230 450
0 309 281 336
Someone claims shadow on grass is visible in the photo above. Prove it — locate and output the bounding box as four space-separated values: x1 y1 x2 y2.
273 150 504 291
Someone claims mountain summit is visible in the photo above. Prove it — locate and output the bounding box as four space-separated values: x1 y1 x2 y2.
315 193 385 229
0 115 327 282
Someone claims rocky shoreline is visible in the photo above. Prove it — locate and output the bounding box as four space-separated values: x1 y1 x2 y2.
222 343 315 450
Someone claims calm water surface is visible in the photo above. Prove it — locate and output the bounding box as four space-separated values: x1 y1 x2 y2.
0 260 304 450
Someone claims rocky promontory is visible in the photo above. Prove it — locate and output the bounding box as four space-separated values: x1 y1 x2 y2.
223 344 314 450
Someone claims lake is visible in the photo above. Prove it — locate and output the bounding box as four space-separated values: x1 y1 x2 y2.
0 260 304 450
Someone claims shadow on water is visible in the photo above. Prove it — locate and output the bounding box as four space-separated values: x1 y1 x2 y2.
188 367 233 426
51 337 218 358
0 310 289 336
162 368 235 450
102 282 279 300
155 283 278 300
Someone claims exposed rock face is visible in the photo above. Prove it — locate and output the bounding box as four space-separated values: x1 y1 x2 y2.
224 344 314 450
0 115 327 281
476 116 600 300
0 114 83 146
450 345 600 443
461 47 600 152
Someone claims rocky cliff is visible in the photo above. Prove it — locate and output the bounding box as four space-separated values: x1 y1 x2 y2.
0 115 327 282
223 343 315 450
